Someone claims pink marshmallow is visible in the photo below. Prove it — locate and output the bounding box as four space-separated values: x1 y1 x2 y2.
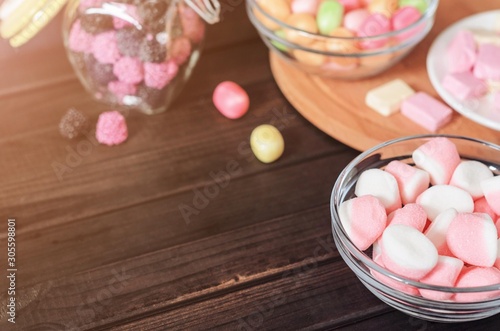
381 224 438 280
371 253 420 296
419 255 464 301
446 30 477 73
339 195 387 251
481 176 500 215
355 168 402 213
442 72 488 101
179 3 206 44
473 44 500 81
213 81 250 120
450 160 494 200
343 9 370 32
385 160 430 205
474 197 498 225
391 6 422 42
454 266 500 302
358 13 390 49
401 92 453 132
425 208 457 256
291 0 320 14
417 185 474 221
412 137 461 185
447 213 497 267
387 203 427 232
95 111 128 146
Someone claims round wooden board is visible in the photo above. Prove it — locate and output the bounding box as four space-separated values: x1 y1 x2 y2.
269 2 500 152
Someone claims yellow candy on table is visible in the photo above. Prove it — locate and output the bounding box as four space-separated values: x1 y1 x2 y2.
250 124 285 164
293 41 327 66
369 0 399 18
285 13 318 46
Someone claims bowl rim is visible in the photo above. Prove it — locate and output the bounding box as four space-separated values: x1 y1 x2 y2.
330 134 500 295
247 0 439 41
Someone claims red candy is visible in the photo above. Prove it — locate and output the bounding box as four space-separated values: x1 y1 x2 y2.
212 81 250 119
358 13 391 49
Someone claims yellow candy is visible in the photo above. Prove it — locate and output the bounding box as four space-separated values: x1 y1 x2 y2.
256 0 290 30
369 0 399 18
285 13 318 46
293 41 327 66
325 28 360 67
250 124 285 164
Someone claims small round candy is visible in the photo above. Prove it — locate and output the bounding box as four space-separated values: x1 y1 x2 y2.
391 6 421 41
343 8 370 32
285 13 318 45
357 13 391 49
368 0 399 17
399 0 428 13
256 0 291 30
250 124 285 163
213 81 250 119
316 0 344 35
338 0 362 12
291 0 320 15
294 41 327 66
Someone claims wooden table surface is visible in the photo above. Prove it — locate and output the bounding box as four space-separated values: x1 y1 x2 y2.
0 2 499 330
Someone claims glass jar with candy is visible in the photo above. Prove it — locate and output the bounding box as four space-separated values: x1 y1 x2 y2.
62 0 216 115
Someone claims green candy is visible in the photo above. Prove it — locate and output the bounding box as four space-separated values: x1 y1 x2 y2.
271 30 288 52
316 0 344 35
399 0 428 14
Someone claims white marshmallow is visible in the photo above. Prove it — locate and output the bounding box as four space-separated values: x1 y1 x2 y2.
355 168 402 213
424 208 458 256
385 160 430 205
450 160 494 200
416 185 474 221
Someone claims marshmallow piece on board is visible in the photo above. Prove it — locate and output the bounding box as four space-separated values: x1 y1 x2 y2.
442 72 488 101
454 266 500 302
447 213 497 267
401 92 453 132
473 43 500 81
425 208 457 256
450 160 494 200
481 176 500 215
381 224 438 280
419 255 464 301
412 137 461 185
365 79 415 116
446 30 477 73
355 168 402 213
385 160 430 205
474 197 498 223
417 185 474 221
387 203 427 232
339 195 387 251
371 253 420 296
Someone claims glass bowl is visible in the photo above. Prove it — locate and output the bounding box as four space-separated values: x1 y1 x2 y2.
246 0 439 79
331 134 500 322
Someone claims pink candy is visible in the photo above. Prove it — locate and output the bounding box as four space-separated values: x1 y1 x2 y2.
358 13 391 49
481 176 500 215
96 111 128 146
401 92 453 132
385 160 429 205
291 0 320 15
473 44 500 81
442 72 488 101
355 168 401 213
107 81 137 101
212 81 250 119
343 9 370 32
144 60 179 90
419 255 464 301
454 267 500 302
92 31 121 64
113 57 144 84
391 6 422 42
446 30 477 73
387 203 426 232
68 20 94 54
170 37 192 66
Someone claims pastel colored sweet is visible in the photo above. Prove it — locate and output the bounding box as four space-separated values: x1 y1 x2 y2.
358 13 391 49
471 28 500 47
291 0 320 15
170 37 192 65
391 6 421 41
250 124 285 164
401 92 453 132
343 8 371 32
399 0 427 14
113 57 144 84
316 0 344 35
417 185 474 221
257 0 291 26
481 176 500 215
473 43 500 81
412 137 461 185
144 60 179 90
355 168 402 213
179 3 206 43
213 81 250 119
454 266 500 302
419 256 464 301
387 203 427 232
92 31 121 64
474 197 498 222
446 30 477 73
68 20 94 54
446 213 497 267
325 28 359 67
442 72 488 101
424 208 457 256
450 161 494 200
381 224 438 280
385 160 430 205
107 80 137 101
487 80 500 93
339 0 362 11
285 13 318 45
339 195 387 250
365 79 415 116
371 253 420 295
294 41 327 66
496 219 500 238
368 0 398 17
96 111 128 146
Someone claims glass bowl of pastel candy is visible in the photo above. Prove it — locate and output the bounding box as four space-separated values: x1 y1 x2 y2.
246 0 438 79
331 134 500 322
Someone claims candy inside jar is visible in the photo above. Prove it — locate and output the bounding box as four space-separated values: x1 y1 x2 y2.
63 0 219 115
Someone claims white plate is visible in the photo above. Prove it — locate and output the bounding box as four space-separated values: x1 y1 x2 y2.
427 10 500 131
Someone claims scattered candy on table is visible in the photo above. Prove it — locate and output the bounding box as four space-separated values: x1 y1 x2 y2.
250 124 285 163
59 108 90 139
337 137 500 302
213 81 250 119
96 110 128 146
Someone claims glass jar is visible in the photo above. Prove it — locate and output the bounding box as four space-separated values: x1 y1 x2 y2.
62 0 206 115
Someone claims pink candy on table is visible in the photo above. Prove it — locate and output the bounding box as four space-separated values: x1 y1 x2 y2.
68 20 94 54
442 71 488 101
357 13 391 49
419 255 464 301
92 31 121 64
212 81 250 120
446 30 477 73
291 0 320 15
338 0 362 12
343 9 370 32
113 57 144 85
144 60 179 90
385 160 430 205
170 37 192 65
401 92 453 132
391 6 422 42
95 111 128 146
454 266 500 302
473 43 500 81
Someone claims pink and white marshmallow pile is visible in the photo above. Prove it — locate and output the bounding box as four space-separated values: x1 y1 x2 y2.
339 137 500 302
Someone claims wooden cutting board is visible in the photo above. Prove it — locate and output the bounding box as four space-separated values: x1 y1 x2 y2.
269 1 500 151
